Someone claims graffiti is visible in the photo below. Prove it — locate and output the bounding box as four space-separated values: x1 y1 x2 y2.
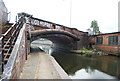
28 18 53 28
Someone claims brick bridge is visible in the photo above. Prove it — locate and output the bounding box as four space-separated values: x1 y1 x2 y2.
25 13 88 50
0 13 88 79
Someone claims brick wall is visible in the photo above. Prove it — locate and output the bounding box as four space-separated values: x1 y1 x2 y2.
71 28 88 49
96 45 118 53
90 33 120 53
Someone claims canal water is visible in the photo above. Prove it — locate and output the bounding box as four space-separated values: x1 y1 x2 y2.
51 51 120 80
31 39 120 80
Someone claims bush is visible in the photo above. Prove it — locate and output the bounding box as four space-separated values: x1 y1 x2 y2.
82 53 92 57
80 47 89 51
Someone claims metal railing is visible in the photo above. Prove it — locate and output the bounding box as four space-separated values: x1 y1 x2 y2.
0 20 24 75
1 23 27 79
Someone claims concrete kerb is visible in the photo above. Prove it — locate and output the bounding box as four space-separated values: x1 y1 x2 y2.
49 55 70 79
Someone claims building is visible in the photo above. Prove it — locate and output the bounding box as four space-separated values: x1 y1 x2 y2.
0 0 8 34
89 32 120 53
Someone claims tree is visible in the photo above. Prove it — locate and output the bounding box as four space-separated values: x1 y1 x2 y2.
90 20 99 35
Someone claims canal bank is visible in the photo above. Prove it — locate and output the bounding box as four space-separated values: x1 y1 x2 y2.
19 47 70 79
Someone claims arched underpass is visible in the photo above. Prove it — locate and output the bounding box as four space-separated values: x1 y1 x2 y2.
29 29 80 51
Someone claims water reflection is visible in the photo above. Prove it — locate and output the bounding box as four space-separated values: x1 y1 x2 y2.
51 51 120 79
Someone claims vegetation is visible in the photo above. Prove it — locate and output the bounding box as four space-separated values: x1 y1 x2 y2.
82 53 92 57
90 20 99 35
73 47 93 53
115 53 120 57
3 25 9 28
72 47 120 57
30 44 38 47
72 47 107 57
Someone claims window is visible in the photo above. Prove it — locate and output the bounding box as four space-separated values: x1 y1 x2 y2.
96 37 103 44
109 36 118 45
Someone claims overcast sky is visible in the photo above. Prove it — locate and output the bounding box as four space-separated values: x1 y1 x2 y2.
3 0 120 33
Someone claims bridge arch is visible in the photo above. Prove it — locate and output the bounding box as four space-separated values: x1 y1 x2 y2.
29 29 80 50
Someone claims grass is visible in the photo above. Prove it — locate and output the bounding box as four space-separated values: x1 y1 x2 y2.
30 44 39 47
80 47 93 52
72 47 104 57
72 47 93 53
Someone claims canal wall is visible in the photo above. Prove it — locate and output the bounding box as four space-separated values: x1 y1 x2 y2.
49 55 70 79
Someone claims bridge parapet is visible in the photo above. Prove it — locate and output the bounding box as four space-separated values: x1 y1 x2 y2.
17 12 88 38
18 13 87 38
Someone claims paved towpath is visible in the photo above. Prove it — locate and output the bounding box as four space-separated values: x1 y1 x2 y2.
19 47 61 79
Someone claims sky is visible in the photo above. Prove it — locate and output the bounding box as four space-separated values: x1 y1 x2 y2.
3 0 120 33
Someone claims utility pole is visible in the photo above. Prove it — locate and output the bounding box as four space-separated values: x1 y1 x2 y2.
62 0 72 27
70 0 72 27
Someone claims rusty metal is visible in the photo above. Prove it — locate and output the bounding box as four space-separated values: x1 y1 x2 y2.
1 23 27 79
0 18 24 75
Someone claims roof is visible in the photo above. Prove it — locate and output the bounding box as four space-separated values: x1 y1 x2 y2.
93 32 120 36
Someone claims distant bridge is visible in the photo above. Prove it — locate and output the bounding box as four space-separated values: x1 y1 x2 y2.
0 12 88 79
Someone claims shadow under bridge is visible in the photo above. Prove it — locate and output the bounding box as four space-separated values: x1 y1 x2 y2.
30 29 80 51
